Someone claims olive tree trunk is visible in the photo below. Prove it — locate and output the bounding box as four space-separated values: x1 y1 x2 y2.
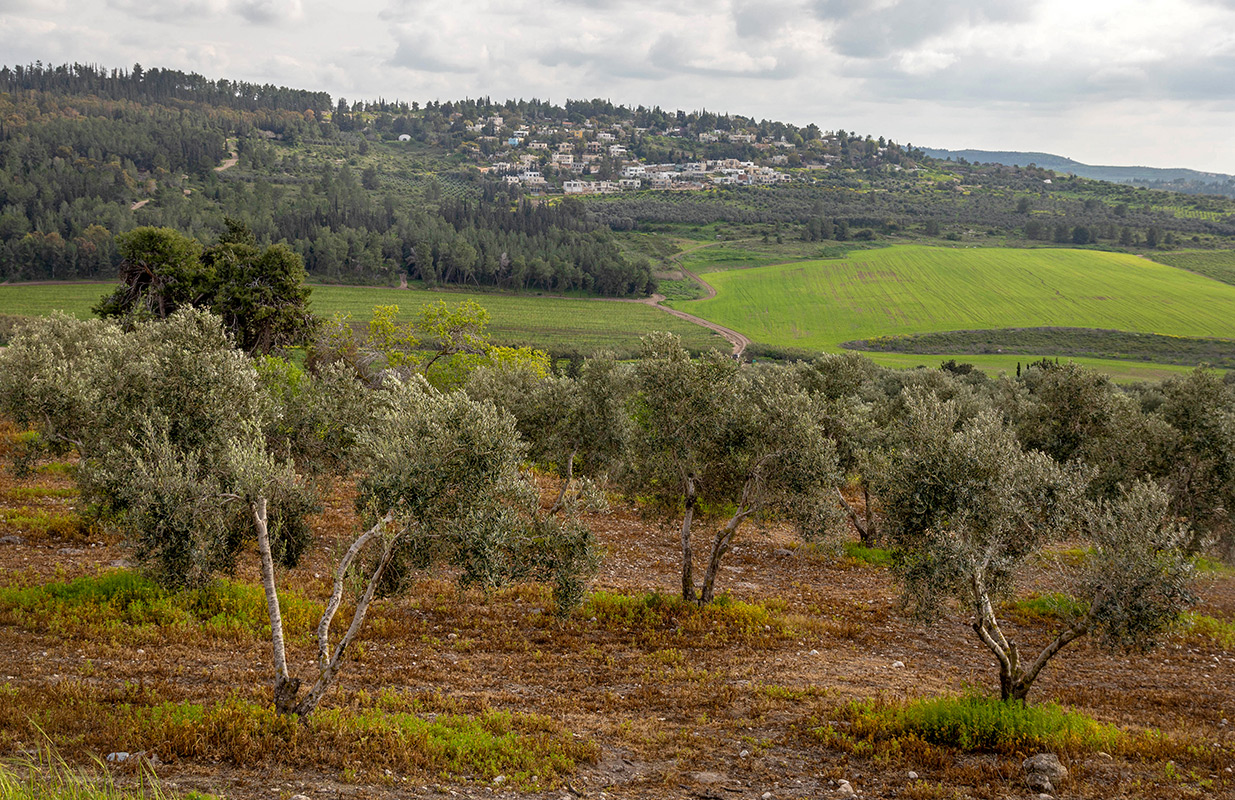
252 500 398 718
970 569 1091 703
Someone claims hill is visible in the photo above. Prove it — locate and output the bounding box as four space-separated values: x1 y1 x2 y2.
923 147 1235 197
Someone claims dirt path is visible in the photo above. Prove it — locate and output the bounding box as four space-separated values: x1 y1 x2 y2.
633 291 750 357
214 139 239 172
637 240 752 357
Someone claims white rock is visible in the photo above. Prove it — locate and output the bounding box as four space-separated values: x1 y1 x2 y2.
105 752 129 763
493 775 506 785
739 749 750 758
762 793 773 799
907 771 918 779
891 660 905 669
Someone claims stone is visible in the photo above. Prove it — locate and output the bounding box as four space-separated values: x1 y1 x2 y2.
105 752 130 763
837 780 857 797
891 660 905 669
290 795 311 800
0 535 23 545
762 793 773 799
690 772 727 784
1023 753 1067 794
907 771 918 780
739 749 750 758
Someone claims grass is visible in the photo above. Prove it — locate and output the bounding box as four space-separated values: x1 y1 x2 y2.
813 693 1123 757
0 745 176 800
0 569 321 643
678 245 786 274
845 327 1235 369
1180 612 1235 649
675 245 1235 374
582 590 798 643
0 685 596 788
1004 593 1089 625
842 542 893 567
0 284 728 358
1149 249 1235 287
0 508 86 540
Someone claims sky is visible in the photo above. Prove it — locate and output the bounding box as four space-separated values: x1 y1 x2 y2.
3 0 1234 174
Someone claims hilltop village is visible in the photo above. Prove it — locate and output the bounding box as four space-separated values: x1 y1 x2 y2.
388 109 911 195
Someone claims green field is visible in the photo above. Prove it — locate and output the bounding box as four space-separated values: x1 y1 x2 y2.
1149 249 1235 287
676 245 1235 378
0 283 727 356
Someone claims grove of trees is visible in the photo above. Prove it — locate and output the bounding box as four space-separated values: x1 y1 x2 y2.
2 310 1232 712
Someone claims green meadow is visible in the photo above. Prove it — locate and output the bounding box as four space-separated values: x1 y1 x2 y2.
0 283 726 356
1148 249 1235 287
676 245 1235 378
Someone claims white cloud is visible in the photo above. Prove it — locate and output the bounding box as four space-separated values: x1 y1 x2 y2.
232 0 303 24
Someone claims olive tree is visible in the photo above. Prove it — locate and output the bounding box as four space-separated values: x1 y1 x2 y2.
876 389 1194 703
466 352 633 512
0 311 595 717
1155 368 1235 556
626 334 841 604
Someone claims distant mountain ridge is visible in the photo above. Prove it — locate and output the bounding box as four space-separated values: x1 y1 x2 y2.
922 148 1234 186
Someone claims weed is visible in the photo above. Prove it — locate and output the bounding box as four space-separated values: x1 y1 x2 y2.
1180 612 1235 649
813 693 1123 756
1004 592 1088 624
843 542 893 567
0 683 597 788
0 741 170 800
582 590 796 643
0 507 89 540
3 487 78 502
0 569 322 643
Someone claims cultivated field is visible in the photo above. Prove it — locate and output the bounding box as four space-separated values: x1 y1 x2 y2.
1150 249 1235 287
677 246 1235 378
0 284 727 356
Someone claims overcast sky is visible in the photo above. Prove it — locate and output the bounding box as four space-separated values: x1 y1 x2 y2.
3 0 1234 173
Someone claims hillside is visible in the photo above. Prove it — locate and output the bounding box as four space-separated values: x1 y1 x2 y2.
923 147 1235 197
4 61 1235 292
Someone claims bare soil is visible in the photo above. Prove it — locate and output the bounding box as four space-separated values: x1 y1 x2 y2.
1 463 1232 800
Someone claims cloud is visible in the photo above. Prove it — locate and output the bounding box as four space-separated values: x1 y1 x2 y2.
106 0 228 22
814 0 1032 59
232 0 303 24
0 0 64 11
